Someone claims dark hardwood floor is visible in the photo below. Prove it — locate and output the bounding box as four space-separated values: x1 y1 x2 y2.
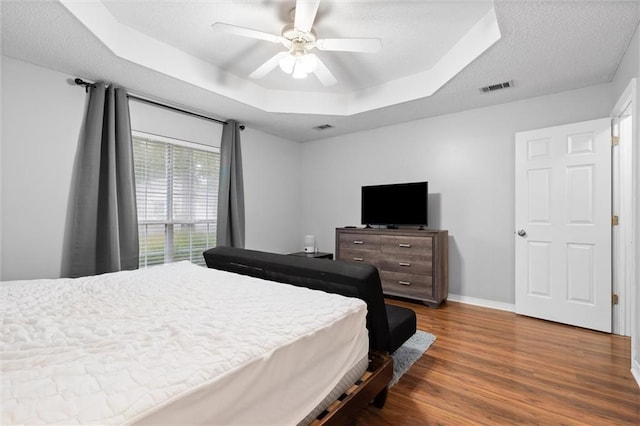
355 299 640 425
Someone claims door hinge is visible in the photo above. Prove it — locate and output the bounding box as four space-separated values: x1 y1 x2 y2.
612 215 619 226
612 136 619 146
612 293 619 305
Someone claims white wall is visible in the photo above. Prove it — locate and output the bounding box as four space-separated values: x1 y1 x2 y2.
1 56 86 281
129 99 223 148
300 83 614 305
0 56 301 280
611 19 640 385
612 22 639 105
242 128 302 254
0 52 4 280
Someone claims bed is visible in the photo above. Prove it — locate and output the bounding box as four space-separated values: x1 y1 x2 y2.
0 261 370 425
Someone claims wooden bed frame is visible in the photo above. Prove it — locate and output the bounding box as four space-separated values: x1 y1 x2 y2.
312 351 393 425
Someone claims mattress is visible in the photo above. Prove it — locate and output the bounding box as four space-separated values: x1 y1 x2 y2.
1 261 369 425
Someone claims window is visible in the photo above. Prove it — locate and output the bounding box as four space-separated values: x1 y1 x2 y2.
133 131 219 267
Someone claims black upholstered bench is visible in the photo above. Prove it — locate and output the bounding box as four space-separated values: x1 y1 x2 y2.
203 246 416 353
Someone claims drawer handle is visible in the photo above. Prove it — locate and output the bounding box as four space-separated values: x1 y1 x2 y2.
399 262 411 267
353 257 364 262
399 243 412 248
398 280 411 286
353 240 364 245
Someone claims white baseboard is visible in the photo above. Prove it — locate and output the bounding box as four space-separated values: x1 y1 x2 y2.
447 294 515 312
632 360 640 389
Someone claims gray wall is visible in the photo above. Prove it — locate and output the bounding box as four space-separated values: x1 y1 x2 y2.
1 57 85 281
299 83 614 306
0 56 302 280
242 127 302 254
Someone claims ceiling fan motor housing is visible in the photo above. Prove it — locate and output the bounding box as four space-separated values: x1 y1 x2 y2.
281 24 317 47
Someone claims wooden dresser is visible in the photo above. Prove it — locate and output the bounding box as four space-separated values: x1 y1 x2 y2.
335 227 448 307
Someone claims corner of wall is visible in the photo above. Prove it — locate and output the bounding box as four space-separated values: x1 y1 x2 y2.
612 20 640 103
0 53 4 281
241 128 304 254
1 57 86 280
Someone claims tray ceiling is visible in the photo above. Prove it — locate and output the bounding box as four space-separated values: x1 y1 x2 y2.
1 1 638 141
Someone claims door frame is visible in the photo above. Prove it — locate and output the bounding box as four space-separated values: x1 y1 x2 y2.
611 78 637 338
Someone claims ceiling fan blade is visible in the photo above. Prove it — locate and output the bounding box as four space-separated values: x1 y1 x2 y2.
316 38 382 53
309 54 337 87
249 52 289 79
211 22 284 44
294 0 320 33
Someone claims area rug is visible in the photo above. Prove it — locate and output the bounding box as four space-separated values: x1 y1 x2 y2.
390 330 436 387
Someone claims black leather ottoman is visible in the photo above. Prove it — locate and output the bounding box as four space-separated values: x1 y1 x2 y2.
385 304 417 353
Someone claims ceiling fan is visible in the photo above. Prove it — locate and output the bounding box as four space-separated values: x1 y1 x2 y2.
211 0 382 86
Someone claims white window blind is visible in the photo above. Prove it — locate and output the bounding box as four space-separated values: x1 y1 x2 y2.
133 132 220 267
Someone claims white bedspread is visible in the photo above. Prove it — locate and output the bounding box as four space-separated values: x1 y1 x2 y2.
1 261 368 425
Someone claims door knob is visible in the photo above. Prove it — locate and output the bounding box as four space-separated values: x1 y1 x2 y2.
517 229 527 237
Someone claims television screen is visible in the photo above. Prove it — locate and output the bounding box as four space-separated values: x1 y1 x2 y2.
361 181 428 226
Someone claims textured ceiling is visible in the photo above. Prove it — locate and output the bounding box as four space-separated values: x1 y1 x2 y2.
1 1 639 142
56 0 501 116
101 0 494 93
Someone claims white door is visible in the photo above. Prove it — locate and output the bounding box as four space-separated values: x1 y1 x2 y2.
515 118 612 333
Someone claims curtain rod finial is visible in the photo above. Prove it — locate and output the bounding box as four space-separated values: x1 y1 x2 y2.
74 78 96 93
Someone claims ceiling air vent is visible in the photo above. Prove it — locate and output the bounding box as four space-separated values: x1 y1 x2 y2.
313 124 334 130
480 80 513 93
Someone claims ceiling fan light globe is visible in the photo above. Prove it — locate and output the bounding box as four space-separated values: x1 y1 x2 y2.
279 54 296 74
292 63 308 79
300 54 318 73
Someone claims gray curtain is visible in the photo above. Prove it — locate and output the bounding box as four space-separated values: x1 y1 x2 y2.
68 82 139 277
217 120 245 248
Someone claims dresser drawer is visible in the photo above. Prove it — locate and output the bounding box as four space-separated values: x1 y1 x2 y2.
378 254 432 275
338 233 381 251
336 227 448 306
339 249 383 268
380 271 433 299
381 235 432 256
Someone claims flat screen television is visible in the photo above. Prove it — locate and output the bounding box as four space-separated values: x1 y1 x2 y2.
361 181 428 226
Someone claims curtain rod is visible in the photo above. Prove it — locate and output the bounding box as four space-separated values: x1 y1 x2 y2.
74 78 243 129
127 94 228 126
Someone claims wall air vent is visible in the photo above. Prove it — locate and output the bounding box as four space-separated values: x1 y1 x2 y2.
313 124 334 130
480 80 513 93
